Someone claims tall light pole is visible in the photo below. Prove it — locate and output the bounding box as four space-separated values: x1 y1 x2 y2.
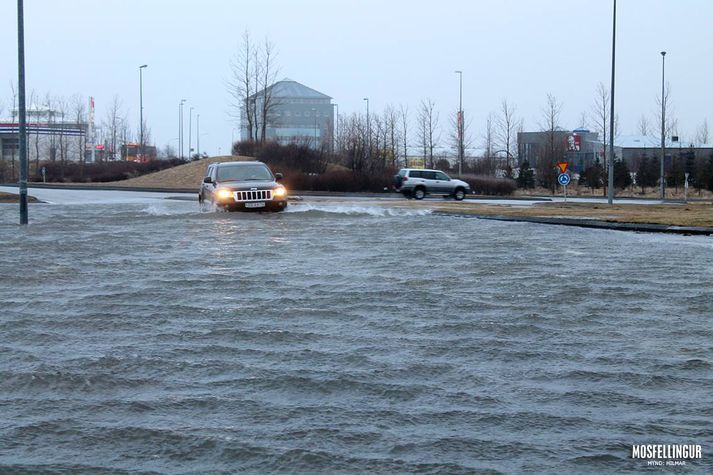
196 114 200 157
17 0 28 224
660 51 667 200
455 70 463 176
188 106 194 159
179 99 186 159
363 97 370 159
607 1 616 205
139 64 147 161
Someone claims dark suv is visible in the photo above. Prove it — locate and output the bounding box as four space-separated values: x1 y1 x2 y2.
199 161 288 211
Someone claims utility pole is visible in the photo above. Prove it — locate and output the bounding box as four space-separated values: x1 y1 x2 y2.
660 51 667 200
607 0 616 205
17 0 28 224
188 106 193 159
196 114 200 157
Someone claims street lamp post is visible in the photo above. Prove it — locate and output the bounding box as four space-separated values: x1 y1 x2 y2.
139 64 147 161
363 97 370 160
188 106 194 159
17 0 28 224
660 51 667 200
196 114 200 157
179 99 186 159
607 0 616 205
455 70 463 176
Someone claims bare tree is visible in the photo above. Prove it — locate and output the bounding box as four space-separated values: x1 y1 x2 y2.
29 90 42 173
637 114 650 136
481 113 501 175
102 95 124 161
55 96 70 175
399 104 409 168
384 105 399 168
258 38 279 143
229 30 257 142
495 99 520 169
589 83 611 196
8 82 18 179
483 112 495 161
418 98 438 168
655 83 677 142
538 93 564 192
590 82 610 167
71 95 87 166
161 143 177 159
695 119 709 145
577 111 589 130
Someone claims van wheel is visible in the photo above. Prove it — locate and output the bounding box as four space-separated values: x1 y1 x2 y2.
413 187 426 200
454 188 465 201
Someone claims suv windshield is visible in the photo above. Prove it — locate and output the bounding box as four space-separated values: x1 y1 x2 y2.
217 164 273 181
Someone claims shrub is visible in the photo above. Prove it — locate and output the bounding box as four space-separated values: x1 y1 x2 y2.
32 159 187 183
281 168 395 193
235 140 326 174
460 174 517 196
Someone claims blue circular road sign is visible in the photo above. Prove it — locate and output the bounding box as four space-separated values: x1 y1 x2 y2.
558 173 571 186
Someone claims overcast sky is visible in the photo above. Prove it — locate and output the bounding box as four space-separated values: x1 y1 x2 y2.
1 0 711 156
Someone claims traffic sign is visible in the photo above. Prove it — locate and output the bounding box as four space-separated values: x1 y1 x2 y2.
557 162 569 173
558 173 571 186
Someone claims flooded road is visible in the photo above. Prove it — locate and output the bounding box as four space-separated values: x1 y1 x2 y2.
1 189 712 473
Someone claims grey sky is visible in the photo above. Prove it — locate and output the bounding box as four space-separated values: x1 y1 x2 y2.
1 0 711 156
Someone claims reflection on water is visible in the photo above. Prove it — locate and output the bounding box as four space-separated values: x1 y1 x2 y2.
1 198 712 473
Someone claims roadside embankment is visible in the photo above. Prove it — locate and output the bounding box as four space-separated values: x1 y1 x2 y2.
420 201 713 234
0 191 39 203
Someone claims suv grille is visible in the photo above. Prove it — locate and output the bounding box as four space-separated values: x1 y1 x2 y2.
234 190 272 202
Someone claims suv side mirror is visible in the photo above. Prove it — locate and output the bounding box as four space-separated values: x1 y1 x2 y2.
275 173 283 181
203 176 213 184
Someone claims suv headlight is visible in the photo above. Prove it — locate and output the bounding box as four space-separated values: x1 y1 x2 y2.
216 188 233 200
273 186 286 198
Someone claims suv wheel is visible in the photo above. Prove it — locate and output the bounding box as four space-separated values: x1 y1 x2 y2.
413 187 426 200
454 188 465 201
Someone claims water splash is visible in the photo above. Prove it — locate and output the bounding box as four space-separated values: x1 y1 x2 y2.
286 203 432 217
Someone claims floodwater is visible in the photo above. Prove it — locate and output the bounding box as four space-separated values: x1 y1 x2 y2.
1 189 712 474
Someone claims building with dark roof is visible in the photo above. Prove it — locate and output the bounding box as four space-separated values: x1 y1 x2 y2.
518 130 713 174
240 78 333 148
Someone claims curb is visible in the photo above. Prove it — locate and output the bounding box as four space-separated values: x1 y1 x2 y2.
437 213 713 236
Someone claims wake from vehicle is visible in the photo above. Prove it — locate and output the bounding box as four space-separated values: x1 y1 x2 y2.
285 203 433 217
